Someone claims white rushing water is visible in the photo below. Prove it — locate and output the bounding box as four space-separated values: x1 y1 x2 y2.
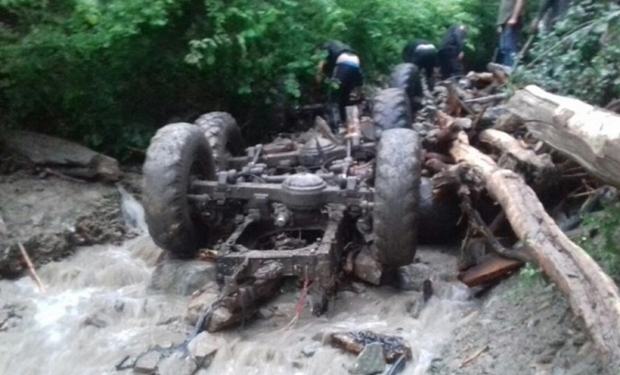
0 191 476 375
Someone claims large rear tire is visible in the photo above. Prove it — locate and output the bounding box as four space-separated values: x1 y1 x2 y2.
142 123 216 258
372 128 422 267
372 88 412 140
389 63 424 113
195 112 245 171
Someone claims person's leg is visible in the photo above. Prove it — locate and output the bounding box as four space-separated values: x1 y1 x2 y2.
499 24 520 68
332 64 358 131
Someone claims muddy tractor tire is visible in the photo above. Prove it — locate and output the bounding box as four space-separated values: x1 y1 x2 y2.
389 63 424 113
372 128 422 268
195 112 245 171
418 177 463 244
142 123 217 258
372 88 413 140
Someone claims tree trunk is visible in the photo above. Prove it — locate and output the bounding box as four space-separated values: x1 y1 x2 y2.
479 128 557 187
450 132 620 372
505 85 620 188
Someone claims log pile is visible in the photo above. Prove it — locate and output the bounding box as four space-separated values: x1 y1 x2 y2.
421 75 620 372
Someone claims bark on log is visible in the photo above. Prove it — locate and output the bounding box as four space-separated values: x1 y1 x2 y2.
505 85 620 188
204 261 283 332
4 131 122 182
479 129 557 187
450 132 620 372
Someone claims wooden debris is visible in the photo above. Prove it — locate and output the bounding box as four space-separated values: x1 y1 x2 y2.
450 132 620 371
4 130 122 182
203 261 283 332
464 93 508 105
329 331 412 363
458 256 523 287
505 85 620 189
18 243 45 293
479 129 557 187
459 346 489 368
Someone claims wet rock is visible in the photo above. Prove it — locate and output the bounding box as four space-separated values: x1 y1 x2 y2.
158 352 198 375
187 332 224 362
354 247 382 285
185 289 219 326
397 263 433 291
351 343 387 375
351 282 367 294
405 294 424 319
151 330 187 350
302 343 319 358
150 260 216 296
81 314 108 329
312 332 325 342
134 351 161 374
258 308 273 319
129 236 164 267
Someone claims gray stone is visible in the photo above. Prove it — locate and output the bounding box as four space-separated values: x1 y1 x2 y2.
134 351 161 374
301 344 319 358
398 263 433 291
149 260 216 296
158 352 197 375
185 289 219 326
258 308 274 319
351 343 386 375
187 331 224 362
312 332 324 342
351 282 366 294
354 247 382 285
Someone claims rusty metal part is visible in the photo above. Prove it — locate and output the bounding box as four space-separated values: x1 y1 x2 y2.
216 205 347 293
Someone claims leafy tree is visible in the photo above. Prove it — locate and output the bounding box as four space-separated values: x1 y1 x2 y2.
0 0 495 159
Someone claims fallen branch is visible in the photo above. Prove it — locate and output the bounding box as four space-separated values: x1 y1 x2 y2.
450 132 620 372
464 93 508 105
18 243 45 293
479 128 557 187
460 346 489 368
459 192 529 262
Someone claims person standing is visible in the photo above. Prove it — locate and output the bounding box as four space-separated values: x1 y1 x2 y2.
316 41 363 133
531 0 571 33
402 39 438 90
437 24 468 80
495 0 527 71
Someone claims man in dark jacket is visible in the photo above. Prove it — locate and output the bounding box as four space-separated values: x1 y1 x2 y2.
402 40 438 90
316 40 363 133
437 24 467 79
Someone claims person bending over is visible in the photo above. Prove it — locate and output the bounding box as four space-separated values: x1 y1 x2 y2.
437 24 468 80
402 39 438 91
316 40 363 133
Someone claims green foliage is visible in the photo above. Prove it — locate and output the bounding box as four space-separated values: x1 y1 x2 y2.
580 202 620 279
0 0 495 159
515 0 620 107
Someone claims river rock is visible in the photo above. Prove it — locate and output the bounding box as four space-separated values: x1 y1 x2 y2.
187 332 224 362
134 351 161 374
354 247 382 285
398 263 433 291
185 289 219 326
351 343 387 375
158 352 198 375
149 260 216 296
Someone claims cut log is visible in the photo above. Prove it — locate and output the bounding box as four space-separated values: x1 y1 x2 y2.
450 132 620 372
505 85 620 188
479 129 557 187
203 261 283 332
458 256 523 287
4 131 122 182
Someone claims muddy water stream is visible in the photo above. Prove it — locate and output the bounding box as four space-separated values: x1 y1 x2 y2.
0 194 475 375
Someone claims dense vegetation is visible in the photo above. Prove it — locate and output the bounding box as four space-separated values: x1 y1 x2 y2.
0 0 496 159
517 0 620 107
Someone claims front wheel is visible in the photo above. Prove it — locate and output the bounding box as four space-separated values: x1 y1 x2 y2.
142 123 216 258
371 128 422 268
